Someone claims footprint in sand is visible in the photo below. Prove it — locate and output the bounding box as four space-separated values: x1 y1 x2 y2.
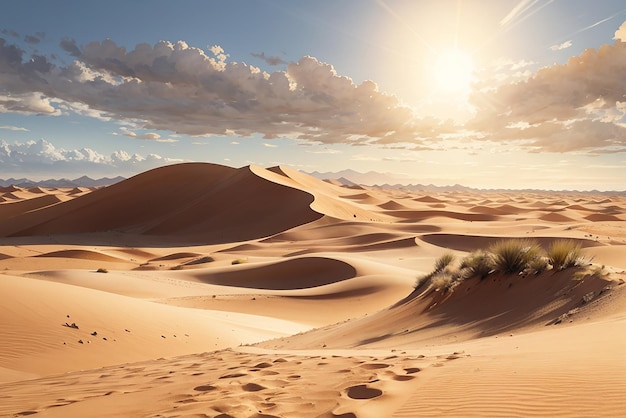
242 382 266 392
346 384 383 400
359 363 390 370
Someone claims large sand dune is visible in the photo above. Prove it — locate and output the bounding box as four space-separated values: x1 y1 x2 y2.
0 162 625 417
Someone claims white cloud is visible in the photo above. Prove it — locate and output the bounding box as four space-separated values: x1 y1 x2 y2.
0 138 181 177
0 125 29 131
262 143 278 148
469 30 626 153
1 37 422 146
550 40 572 51
615 20 626 41
305 148 342 154
2 28 626 156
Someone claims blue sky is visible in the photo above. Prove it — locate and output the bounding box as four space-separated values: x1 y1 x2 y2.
1 0 626 190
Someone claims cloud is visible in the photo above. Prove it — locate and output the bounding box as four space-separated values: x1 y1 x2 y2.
500 0 555 31
305 148 342 154
0 125 29 131
469 27 626 153
0 29 19 38
2 29 626 155
251 52 287 66
24 34 41 45
0 138 181 177
0 37 422 146
616 21 626 41
262 143 278 148
122 131 178 142
550 40 572 51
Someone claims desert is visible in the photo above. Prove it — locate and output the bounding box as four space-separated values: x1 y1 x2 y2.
0 162 625 417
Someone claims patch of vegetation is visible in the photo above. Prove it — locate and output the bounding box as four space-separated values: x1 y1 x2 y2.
415 238 606 293
231 258 248 265
430 269 457 292
433 252 455 274
96 268 109 273
416 253 462 292
459 250 493 279
489 239 543 274
547 239 583 270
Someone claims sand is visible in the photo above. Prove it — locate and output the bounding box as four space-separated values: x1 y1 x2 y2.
0 162 625 417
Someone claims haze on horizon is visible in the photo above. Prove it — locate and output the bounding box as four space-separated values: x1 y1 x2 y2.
1 0 626 191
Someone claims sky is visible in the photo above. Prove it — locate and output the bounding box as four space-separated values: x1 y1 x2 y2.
1 0 626 190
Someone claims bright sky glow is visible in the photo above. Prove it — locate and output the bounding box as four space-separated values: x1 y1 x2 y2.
434 49 475 93
1 0 626 190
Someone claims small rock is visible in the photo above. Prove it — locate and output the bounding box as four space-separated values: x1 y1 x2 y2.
78 339 84 344
91 331 98 336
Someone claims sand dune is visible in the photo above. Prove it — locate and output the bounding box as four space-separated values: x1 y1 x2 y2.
0 162 625 416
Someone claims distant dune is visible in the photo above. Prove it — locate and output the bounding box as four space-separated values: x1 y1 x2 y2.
0 162 625 417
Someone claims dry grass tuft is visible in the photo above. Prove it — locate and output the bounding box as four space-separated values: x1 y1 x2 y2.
459 250 493 279
547 239 583 270
489 239 543 274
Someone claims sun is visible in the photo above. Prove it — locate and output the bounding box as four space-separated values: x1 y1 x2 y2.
433 49 475 93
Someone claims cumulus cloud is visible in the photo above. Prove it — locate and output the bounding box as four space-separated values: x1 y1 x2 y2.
2 28 626 155
0 138 181 177
616 21 626 41
469 26 626 153
0 37 423 146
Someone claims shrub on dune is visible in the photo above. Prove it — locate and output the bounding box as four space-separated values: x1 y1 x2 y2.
430 269 457 292
459 250 493 279
489 239 543 274
527 256 549 275
434 252 455 273
415 252 458 289
547 239 583 270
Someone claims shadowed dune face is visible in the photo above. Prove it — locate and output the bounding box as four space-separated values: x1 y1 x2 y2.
0 163 323 243
192 257 357 290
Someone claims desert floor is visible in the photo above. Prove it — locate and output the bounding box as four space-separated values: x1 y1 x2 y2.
1 163 625 417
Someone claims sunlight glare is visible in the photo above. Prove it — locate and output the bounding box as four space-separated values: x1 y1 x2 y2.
433 49 475 93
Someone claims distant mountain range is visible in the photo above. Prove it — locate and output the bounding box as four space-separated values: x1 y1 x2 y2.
308 169 626 195
0 175 126 188
2 169 624 195
307 169 412 186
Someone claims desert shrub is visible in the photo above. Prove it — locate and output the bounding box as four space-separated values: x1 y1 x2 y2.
96 268 108 273
430 269 457 292
433 252 455 273
547 239 583 270
231 258 247 265
489 239 543 274
415 252 458 289
459 250 493 279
